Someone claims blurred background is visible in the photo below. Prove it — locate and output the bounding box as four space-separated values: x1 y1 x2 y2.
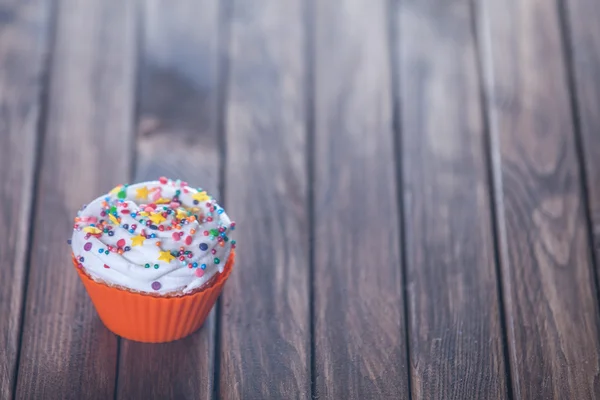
2 0 600 399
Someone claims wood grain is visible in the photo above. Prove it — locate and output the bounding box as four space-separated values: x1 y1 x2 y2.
565 0 600 273
312 1 409 398
395 1 508 398
478 0 600 397
15 0 136 398
116 0 222 398
219 0 310 398
0 0 51 398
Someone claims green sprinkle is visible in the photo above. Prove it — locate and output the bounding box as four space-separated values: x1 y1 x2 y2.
154 264 159 269
145 263 150 268
118 190 127 199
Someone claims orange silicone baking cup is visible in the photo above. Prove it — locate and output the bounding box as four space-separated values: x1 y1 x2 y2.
73 251 234 343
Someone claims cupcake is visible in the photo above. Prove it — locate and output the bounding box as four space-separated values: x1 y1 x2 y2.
69 177 236 343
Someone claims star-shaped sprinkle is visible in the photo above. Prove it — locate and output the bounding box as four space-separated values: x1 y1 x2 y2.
131 235 146 246
149 213 166 224
192 191 210 202
158 251 175 263
176 209 189 220
136 186 149 200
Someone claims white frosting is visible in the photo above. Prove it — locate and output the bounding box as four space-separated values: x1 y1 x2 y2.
70 180 235 295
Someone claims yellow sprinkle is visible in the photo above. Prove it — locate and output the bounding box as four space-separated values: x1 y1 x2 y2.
83 227 102 234
109 185 123 195
136 186 149 200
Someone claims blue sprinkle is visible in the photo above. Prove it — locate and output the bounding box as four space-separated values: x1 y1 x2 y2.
201 264 207 270
129 229 135 233
192 262 198 268
199 243 208 251
150 233 156 238
67 239 72 244
218 209 224 214
131 212 137 218
98 249 103 253
220 232 226 238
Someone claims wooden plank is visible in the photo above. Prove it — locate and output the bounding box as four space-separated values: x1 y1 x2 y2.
478 0 600 398
313 1 409 398
395 1 508 398
116 0 221 398
15 0 136 398
565 0 600 272
219 0 310 398
0 0 51 398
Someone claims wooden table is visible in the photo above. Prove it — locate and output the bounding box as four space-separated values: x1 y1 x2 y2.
2 0 600 399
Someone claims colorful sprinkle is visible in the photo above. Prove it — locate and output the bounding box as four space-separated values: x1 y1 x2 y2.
84 242 92 251
151 281 162 290
199 243 208 251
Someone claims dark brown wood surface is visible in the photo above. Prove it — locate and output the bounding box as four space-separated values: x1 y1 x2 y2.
14 0 136 398
479 0 600 398
313 1 409 398
566 0 600 275
395 1 508 398
115 0 222 398
219 0 311 398
2 0 600 398
0 1 50 398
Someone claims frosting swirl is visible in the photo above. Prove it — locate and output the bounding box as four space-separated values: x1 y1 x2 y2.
70 178 236 295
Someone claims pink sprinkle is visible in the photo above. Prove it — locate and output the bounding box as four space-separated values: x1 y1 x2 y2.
195 269 204 277
144 206 153 212
170 202 179 209
185 236 193 245
159 177 168 184
172 232 180 241
104 264 110 269
181 181 188 187
117 239 126 248
151 191 161 201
